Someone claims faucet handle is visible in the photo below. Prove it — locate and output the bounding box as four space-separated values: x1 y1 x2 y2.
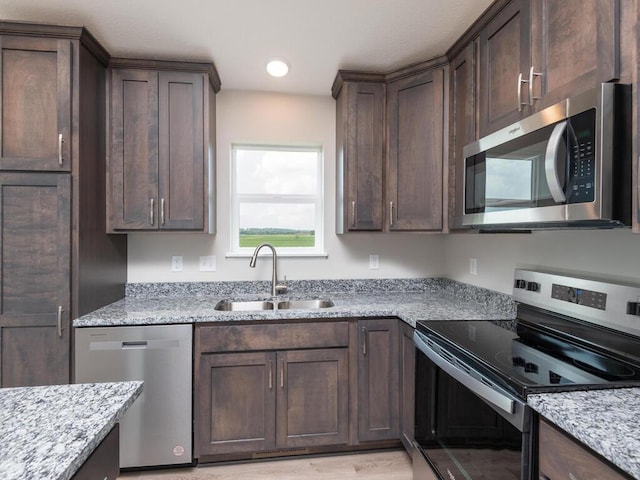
275 275 288 295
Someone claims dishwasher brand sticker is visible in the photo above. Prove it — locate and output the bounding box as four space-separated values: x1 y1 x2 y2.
173 445 185 457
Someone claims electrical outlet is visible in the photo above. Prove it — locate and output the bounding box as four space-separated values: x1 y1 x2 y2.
171 256 183 272
199 255 216 272
369 254 379 270
469 257 478 275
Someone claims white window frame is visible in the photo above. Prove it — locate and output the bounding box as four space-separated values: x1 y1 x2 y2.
228 143 325 257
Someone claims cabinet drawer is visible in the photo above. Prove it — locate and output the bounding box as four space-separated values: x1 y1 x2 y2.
538 419 629 480
198 322 349 352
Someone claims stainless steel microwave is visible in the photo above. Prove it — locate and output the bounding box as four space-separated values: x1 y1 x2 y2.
457 83 631 230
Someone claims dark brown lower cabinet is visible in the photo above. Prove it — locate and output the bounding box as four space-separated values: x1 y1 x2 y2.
538 418 630 480
72 424 120 480
399 322 415 452
357 319 400 442
197 348 349 457
0 173 71 387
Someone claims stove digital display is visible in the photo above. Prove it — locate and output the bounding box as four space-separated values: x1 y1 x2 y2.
551 283 607 310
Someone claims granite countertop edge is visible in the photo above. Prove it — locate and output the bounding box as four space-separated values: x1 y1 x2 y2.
528 388 640 479
0 381 143 480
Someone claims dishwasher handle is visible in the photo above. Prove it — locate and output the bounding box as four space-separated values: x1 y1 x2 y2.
89 339 180 351
122 341 148 350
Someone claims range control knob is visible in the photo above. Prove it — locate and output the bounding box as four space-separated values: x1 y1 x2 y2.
514 279 526 289
526 281 540 292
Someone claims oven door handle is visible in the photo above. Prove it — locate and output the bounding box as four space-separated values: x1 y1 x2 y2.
414 331 516 415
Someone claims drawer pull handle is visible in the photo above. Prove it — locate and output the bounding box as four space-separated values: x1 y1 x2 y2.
362 326 368 356
58 134 64 166
57 306 64 337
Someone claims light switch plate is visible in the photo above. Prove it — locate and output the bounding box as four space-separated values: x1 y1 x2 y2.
199 255 216 272
369 254 379 270
171 256 183 272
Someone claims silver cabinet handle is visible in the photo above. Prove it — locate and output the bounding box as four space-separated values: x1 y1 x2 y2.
389 201 394 227
351 201 356 227
517 72 528 112
528 66 542 106
268 360 273 390
58 134 64 166
149 198 155 226
57 306 63 337
362 326 368 356
280 360 285 389
160 198 165 226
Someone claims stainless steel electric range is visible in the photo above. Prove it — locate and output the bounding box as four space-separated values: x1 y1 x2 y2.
413 269 640 480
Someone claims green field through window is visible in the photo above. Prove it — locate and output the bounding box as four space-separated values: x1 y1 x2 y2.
239 233 315 248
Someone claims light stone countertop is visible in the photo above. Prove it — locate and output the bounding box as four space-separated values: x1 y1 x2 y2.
74 278 517 328
528 388 640 479
0 381 143 480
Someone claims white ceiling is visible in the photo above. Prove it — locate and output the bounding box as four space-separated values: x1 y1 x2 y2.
1 0 493 95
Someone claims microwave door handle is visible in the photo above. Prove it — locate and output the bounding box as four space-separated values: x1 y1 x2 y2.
413 332 515 415
544 121 568 203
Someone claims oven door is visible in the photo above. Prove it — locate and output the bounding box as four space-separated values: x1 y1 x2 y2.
413 330 534 480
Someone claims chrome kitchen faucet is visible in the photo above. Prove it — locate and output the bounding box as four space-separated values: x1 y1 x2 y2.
249 243 287 296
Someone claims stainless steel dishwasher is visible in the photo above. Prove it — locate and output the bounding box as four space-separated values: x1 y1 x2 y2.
75 324 192 469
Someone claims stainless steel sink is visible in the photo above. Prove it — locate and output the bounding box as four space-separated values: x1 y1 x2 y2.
276 299 334 310
214 300 274 311
214 298 334 311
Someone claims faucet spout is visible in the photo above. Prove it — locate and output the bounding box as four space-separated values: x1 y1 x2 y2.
249 243 287 296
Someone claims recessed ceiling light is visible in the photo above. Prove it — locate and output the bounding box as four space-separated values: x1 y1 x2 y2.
266 58 290 77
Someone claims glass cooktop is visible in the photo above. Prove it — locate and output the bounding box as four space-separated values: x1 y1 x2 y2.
416 313 640 398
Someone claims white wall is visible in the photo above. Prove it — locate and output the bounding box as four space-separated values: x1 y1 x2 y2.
444 229 640 294
127 90 446 283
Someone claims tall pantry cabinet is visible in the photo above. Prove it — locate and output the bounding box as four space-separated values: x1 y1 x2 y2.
0 22 127 387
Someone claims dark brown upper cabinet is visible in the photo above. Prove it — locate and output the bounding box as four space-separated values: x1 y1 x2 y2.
107 59 220 233
478 0 531 137
0 36 72 171
387 67 445 231
529 0 619 110
333 62 447 234
333 78 385 233
448 43 476 228
476 0 619 138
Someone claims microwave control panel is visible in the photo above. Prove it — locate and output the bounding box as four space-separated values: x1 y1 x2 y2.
567 109 596 204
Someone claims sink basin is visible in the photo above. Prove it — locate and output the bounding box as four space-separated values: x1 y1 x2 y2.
214 300 274 311
276 299 335 310
214 298 334 311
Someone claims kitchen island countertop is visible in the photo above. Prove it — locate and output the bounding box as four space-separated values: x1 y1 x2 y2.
0 381 143 480
528 388 640 479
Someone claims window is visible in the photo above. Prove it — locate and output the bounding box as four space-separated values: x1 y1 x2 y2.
230 144 324 255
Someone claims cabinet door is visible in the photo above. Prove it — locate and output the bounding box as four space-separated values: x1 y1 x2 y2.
339 82 385 231
358 319 400 442
196 351 276 456
538 419 628 480
277 348 349 448
0 36 72 171
400 322 415 453
530 0 619 110
387 69 444 231
0 173 71 387
158 72 204 230
449 43 476 227
109 69 159 230
478 0 531 137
